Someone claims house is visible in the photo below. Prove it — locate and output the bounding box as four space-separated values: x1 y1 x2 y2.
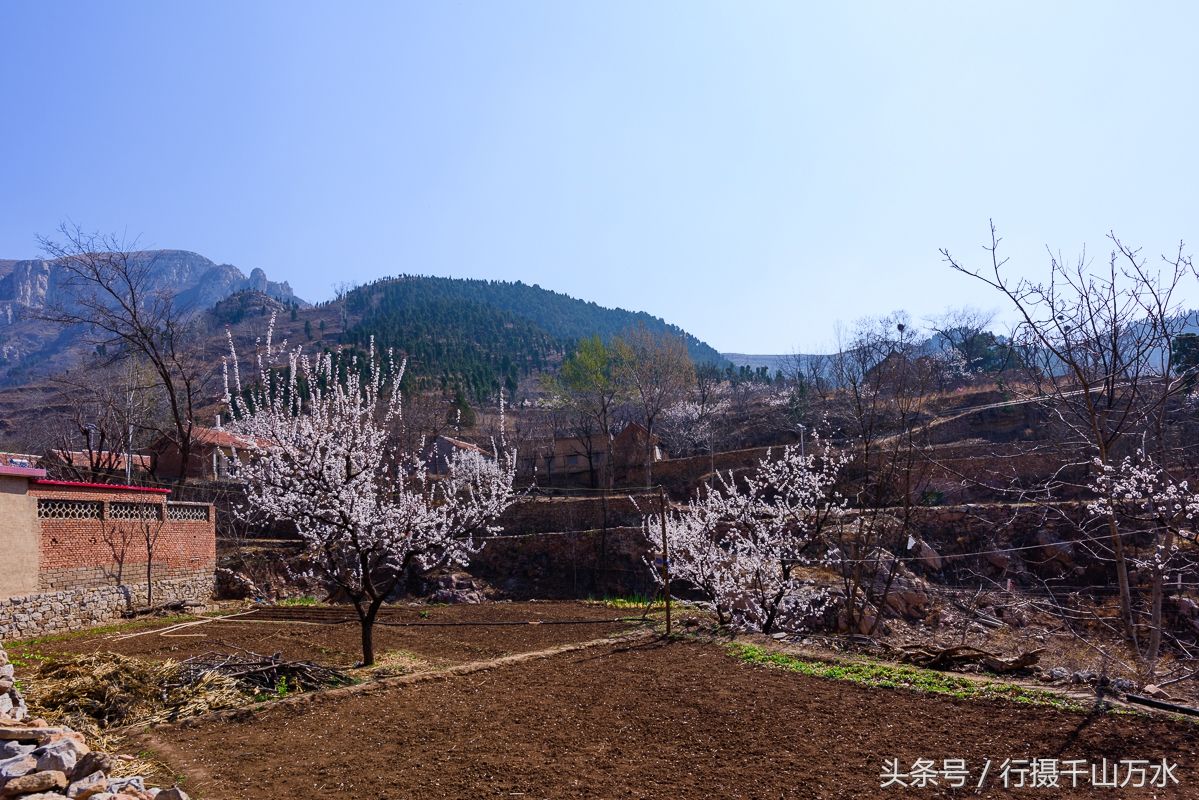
42 449 152 482
518 422 666 487
150 424 261 482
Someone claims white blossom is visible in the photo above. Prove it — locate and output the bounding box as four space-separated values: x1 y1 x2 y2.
648 436 847 632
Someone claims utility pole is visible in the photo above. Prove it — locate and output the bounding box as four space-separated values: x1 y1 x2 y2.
126 386 134 485
659 485 671 636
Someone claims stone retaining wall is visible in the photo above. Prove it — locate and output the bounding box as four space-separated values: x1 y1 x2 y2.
470 527 655 598
0 573 214 639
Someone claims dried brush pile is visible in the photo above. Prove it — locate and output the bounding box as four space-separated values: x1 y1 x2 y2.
24 650 354 732
24 653 245 732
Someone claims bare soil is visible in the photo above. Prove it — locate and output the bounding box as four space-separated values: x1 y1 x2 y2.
137 639 1199 799
28 602 642 668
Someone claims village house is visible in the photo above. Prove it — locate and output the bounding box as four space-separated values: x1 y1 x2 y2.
42 448 153 482
150 423 260 482
519 422 666 487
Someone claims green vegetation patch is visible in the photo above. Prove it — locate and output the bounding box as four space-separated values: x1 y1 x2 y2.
276 596 322 607
582 595 664 611
726 642 1083 711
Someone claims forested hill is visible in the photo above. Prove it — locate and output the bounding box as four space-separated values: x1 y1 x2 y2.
341 275 727 399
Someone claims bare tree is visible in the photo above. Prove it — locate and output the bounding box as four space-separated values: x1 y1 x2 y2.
615 325 696 486
136 513 166 609
926 306 999 373
824 314 939 633
37 224 211 485
942 221 1198 683
44 359 164 483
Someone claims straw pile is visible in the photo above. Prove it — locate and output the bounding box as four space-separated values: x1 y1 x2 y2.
25 650 354 733
25 653 248 732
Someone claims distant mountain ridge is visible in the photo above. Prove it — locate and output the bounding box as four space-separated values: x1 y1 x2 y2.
0 254 729 401
0 249 304 319
0 249 305 385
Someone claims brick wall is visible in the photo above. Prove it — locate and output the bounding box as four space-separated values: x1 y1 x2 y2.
29 484 216 591
0 479 217 639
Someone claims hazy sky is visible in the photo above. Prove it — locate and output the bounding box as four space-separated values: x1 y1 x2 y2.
2 2 1197 354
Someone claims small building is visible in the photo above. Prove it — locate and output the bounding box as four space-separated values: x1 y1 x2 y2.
41 448 152 482
150 425 260 482
518 422 666 487
0 463 216 638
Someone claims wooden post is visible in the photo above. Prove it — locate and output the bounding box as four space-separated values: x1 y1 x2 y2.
659 485 671 636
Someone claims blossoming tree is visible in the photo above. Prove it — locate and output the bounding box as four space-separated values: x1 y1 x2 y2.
223 321 517 665
649 439 848 632
1088 451 1199 681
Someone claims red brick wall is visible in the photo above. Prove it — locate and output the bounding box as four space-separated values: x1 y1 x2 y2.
28 483 216 591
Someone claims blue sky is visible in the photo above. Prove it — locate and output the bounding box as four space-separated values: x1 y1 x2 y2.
2 1 1197 353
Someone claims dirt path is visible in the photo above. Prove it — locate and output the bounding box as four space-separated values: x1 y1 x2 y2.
136 639 1199 799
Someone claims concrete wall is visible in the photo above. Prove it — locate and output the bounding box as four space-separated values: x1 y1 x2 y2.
0 476 39 599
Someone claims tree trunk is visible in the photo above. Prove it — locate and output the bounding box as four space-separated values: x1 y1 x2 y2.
1105 513 1138 652
357 601 382 666
644 436 654 489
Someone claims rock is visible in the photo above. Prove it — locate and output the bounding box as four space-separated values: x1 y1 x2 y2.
1035 531 1074 568
70 754 114 783
0 727 66 743
914 540 943 571
0 742 34 760
35 738 88 774
0 753 36 778
1142 683 1173 700
67 769 108 798
1047 667 1069 682
104 778 145 795
1 769 69 796
984 550 1011 572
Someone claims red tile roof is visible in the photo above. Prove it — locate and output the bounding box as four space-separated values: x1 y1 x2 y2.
31 478 170 494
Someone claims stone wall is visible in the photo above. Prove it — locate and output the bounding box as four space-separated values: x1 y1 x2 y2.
0 573 214 639
470 527 655 598
468 502 1117 601
0 640 26 721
